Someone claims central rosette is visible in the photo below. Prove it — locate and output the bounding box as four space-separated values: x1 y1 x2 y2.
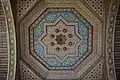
56 34 67 45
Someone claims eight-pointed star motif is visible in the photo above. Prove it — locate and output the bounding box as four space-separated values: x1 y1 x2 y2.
38 16 83 60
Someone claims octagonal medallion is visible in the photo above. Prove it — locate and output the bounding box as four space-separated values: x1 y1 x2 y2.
30 8 93 70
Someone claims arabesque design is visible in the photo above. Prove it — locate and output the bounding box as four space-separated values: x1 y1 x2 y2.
30 8 93 70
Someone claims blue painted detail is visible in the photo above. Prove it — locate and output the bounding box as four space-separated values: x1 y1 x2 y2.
62 57 77 67
78 21 89 40
34 42 44 57
32 9 92 69
78 41 88 56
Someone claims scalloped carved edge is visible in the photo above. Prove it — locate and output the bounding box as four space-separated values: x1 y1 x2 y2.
106 1 119 80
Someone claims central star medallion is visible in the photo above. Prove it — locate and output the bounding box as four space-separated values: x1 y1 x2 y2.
38 17 83 60
30 8 93 69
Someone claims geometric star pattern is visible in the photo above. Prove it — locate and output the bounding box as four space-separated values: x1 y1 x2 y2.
39 17 82 60
30 8 93 70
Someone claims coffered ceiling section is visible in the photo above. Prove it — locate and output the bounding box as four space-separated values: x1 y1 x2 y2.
20 0 104 79
30 8 92 70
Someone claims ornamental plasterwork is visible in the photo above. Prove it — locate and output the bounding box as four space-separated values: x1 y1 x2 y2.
106 2 119 80
40 17 81 59
30 8 92 70
1 0 16 80
17 0 39 21
20 0 104 79
83 0 104 18
0 0 117 80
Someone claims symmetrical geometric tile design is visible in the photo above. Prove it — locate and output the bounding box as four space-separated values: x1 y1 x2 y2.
30 8 93 70
0 0 111 79
20 0 104 79
83 0 104 17
41 19 81 60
